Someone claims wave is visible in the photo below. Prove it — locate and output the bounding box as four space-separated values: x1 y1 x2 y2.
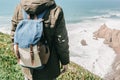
0 16 12 34
0 16 11 25
66 10 120 24
87 9 120 19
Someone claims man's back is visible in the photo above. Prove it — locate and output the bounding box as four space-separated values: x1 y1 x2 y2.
11 0 69 80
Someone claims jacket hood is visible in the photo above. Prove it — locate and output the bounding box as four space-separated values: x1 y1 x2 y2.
20 0 55 14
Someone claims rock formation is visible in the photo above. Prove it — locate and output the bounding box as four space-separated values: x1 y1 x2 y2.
81 39 87 46
93 24 120 54
94 24 120 80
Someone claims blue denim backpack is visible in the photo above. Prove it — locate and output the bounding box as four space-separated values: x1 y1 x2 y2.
14 10 50 69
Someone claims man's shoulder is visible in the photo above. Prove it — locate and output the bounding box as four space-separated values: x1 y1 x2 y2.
49 5 64 19
46 5 64 28
51 5 63 13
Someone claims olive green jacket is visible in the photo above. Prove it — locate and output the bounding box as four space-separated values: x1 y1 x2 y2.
11 0 69 79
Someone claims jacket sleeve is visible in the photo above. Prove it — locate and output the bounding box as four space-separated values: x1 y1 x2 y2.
54 7 70 65
11 4 22 43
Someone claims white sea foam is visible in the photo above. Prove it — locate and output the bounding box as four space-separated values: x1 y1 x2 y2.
89 9 120 19
67 18 120 77
0 26 11 34
0 16 12 34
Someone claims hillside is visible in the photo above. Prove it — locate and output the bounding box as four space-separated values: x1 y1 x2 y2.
0 32 101 80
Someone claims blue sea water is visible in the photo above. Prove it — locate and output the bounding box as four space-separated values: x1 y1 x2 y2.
0 0 120 33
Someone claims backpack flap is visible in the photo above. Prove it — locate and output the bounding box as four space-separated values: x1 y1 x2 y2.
14 19 43 48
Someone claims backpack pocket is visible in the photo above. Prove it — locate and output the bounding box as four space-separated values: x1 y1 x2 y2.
37 44 50 65
14 44 50 68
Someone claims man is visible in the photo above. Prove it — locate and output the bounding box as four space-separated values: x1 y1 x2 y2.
11 0 69 80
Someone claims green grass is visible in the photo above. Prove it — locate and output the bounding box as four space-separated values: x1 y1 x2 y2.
0 32 102 80
57 62 102 80
0 32 24 80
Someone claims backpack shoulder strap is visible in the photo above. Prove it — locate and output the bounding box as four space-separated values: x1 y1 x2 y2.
49 6 62 28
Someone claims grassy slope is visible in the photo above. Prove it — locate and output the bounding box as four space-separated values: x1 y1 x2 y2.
0 32 102 80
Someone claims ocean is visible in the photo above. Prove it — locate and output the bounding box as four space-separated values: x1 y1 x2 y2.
0 0 120 30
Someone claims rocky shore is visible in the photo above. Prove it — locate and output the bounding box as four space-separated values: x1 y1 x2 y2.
94 24 120 80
